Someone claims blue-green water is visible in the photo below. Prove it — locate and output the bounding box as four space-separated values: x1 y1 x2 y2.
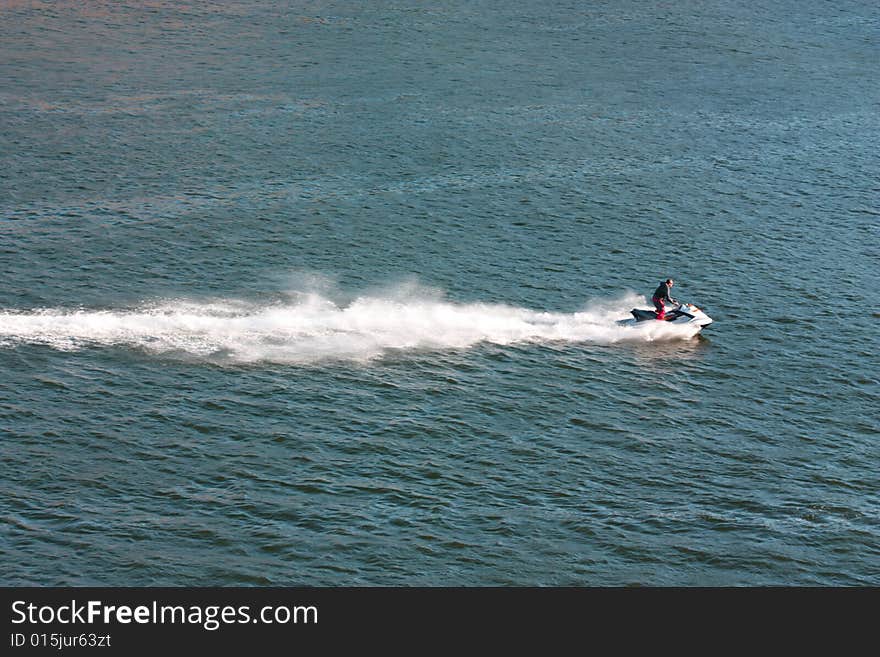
1 0 878 585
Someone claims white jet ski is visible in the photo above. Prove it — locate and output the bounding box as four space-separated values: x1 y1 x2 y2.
617 302 713 331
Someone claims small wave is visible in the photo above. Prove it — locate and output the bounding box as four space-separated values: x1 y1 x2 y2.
0 286 701 364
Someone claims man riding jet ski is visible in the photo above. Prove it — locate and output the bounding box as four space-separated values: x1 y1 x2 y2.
617 278 714 331
652 278 676 320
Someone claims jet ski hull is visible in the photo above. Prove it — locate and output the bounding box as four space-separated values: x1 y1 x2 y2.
617 302 713 331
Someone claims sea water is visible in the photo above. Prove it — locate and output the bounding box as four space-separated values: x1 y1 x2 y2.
1 0 877 585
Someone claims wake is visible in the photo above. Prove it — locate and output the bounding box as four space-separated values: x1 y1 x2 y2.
0 288 701 364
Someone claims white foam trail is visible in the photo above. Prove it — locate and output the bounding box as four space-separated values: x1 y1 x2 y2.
0 290 701 364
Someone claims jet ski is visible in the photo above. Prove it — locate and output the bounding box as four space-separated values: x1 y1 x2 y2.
617 302 713 331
